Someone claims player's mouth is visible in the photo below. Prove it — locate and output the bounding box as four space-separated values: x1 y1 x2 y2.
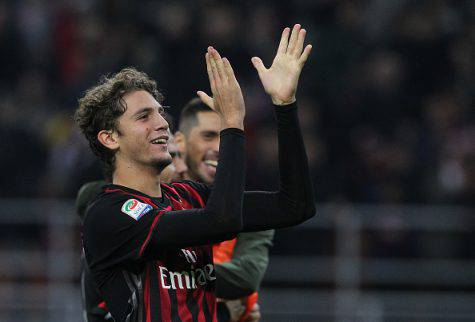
150 135 169 148
201 152 219 178
203 160 218 168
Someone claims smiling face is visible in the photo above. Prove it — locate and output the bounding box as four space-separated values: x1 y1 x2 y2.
111 90 172 173
179 111 222 184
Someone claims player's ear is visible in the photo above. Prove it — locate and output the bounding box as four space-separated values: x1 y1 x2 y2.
174 131 186 154
97 130 120 151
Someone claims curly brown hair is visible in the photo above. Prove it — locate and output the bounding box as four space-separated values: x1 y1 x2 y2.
74 67 164 180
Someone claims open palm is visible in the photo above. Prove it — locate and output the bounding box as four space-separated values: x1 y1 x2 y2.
252 24 312 105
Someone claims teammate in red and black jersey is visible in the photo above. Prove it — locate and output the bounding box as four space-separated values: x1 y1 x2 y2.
75 24 314 322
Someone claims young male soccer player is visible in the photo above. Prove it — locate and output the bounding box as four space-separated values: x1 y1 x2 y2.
75 24 314 322
76 128 186 322
77 122 270 322
77 112 267 322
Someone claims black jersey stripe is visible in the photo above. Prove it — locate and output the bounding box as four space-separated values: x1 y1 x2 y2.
169 287 181 322
185 289 199 322
202 293 211 322
197 248 214 322
149 264 161 322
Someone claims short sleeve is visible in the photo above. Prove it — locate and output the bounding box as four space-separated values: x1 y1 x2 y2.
82 193 167 277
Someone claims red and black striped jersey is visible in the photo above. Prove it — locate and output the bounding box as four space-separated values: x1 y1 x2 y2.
83 181 219 322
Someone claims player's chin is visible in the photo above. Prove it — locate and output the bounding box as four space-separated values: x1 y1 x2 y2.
198 165 216 184
153 154 173 172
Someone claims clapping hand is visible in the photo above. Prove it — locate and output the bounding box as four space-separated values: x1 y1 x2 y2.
251 24 312 106
198 46 245 130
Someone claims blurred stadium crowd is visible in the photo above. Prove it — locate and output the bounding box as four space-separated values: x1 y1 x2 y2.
0 0 473 205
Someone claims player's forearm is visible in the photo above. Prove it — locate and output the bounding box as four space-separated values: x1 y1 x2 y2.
241 102 316 231
274 102 316 219
147 128 245 249
204 128 245 231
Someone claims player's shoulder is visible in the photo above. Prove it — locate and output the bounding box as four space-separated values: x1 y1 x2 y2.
84 184 153 224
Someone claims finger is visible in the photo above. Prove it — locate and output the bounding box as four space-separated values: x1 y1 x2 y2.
222 57 237 83
293 28 306 57
208 48 222 87
196 91 215 110
205 52 217 94
298 44 313 66
210 47 227 83
286 24 301 55
277 27 290 54
251 56 266 78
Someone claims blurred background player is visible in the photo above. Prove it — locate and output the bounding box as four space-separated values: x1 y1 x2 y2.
175 98 274 322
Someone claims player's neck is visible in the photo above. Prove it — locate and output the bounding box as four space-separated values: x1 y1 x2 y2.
113 160 162 198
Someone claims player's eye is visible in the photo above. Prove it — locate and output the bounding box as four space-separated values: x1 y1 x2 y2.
137 113 148 120
202 132 218 140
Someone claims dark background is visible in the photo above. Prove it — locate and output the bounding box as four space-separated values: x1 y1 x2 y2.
1 0 472 204
0 1 473 321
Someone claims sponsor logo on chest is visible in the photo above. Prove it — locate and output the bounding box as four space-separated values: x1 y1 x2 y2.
158 248 215 290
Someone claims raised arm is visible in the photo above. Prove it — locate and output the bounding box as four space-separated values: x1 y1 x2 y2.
242 24 316 231
196 26 315 232
146 47 247 248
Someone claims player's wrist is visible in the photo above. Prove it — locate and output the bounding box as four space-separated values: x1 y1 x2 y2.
223 123 244 130
222 117 244 130
271 95 296 106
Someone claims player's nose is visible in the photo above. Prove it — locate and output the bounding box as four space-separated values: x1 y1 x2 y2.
153 113 169 132
210 137 220 152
